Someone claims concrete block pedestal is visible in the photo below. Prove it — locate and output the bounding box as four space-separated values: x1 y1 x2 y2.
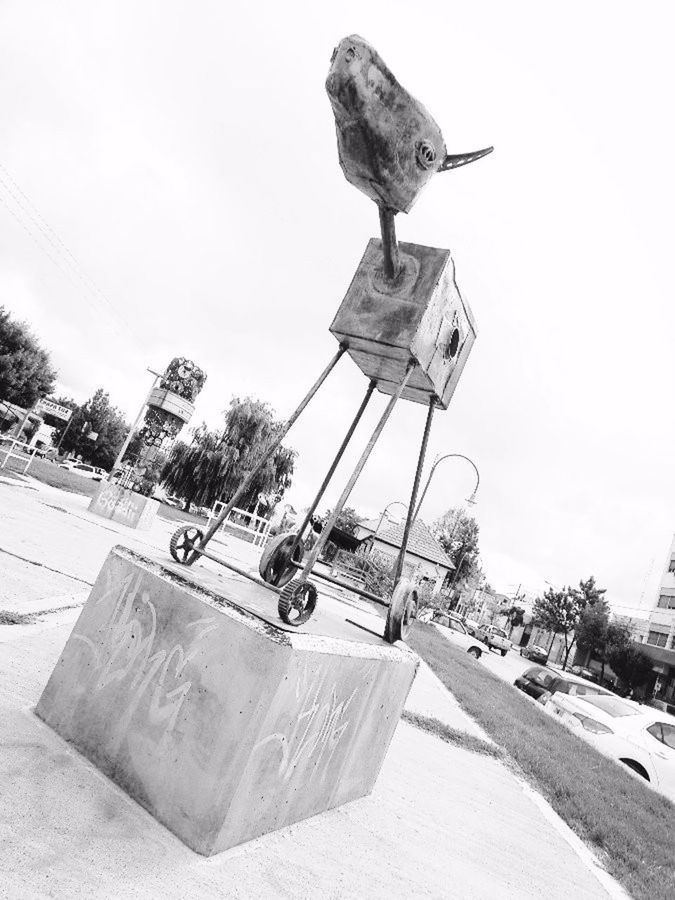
36 547 418 855
88 482 159 530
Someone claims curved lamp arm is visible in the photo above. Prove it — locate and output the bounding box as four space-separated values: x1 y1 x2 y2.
373 499 408 538
413 453 480 522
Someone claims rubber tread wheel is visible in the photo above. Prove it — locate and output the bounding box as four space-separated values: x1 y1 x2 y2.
259 532 305 587
384 578 418 644
170 525 204 565
278 579 318 626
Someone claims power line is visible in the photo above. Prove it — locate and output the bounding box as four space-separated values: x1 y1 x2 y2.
0 161 134 339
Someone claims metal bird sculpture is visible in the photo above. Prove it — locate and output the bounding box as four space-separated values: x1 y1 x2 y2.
326 35 492 279
326 34 492 215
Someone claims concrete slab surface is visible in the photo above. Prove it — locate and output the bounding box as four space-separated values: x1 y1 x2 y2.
0 478 627 898
0 615 623 899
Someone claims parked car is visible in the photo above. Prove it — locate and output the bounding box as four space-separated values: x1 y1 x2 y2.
569 665 599 683
59 461 106 481
543 692 675 803
519 644 549 665
476 624 511 656
514 666 613 704
431 612 485 659
463 618 480 636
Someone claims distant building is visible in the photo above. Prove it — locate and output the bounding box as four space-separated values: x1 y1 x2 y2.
462 587 510 624
611 613 649 644
0 400 58 449
355 516 453 596
640 536 675 703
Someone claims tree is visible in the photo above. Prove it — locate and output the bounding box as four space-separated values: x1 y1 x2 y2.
431 508 480 587
161 397 296 512
352 547 395 600
532 586 581 669
573 576 607 610
505 605 525 632
606 635 653 695
59 389 131 470
574 601 610 678
0 306 56 406
319 507 362 535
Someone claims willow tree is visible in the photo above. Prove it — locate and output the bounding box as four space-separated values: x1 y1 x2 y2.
161 397 296 512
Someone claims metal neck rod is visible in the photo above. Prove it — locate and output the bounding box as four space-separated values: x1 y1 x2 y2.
192 345 347 557
300 361 416 581
378 205 401 280
295 380 376 541
393 397 436 586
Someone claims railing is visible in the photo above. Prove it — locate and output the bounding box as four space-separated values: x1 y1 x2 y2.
207 503 271 548
0 437 39 474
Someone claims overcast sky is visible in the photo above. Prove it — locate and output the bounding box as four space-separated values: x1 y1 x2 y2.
1 1 674 614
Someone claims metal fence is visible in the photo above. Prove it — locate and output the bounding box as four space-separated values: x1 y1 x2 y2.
207 503 271 548
0 437 38 474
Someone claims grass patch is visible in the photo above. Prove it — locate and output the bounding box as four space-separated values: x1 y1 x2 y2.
409 622 675 900
3 457 100 497
0 610 36 625
2 459 212 521
401 710 502 759
156 503 209 526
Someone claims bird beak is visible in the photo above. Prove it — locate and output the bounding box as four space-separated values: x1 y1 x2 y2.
439 147 493 171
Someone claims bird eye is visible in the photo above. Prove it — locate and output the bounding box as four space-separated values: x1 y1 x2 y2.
416 140 437 170
345 47 356 62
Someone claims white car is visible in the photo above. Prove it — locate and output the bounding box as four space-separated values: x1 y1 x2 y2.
431 612 485 659
544 691 675 804
59 461 107 481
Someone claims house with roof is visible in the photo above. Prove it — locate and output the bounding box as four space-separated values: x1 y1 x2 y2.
354 516 453 596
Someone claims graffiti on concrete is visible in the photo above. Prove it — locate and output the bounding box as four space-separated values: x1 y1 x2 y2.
253 663 359 783
92 484 142 522
72 570 219 751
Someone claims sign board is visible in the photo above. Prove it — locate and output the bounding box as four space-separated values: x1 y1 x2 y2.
36 398 73 422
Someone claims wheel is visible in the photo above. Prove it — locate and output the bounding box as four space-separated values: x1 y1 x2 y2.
501 649 507 657
467 647 481 659
620 759 650 781
278 579 318 626
169 525 204 565
384 579 418 644
259 532 305 587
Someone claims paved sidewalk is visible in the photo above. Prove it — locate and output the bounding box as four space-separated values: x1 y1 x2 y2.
0 478 628 898
0 613 626 899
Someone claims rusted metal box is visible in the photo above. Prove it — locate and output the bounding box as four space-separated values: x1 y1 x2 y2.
329 240 477 409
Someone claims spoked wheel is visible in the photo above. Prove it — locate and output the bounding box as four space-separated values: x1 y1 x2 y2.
278 579 318 626
384 578 418 644
169 525 204 565
259 532 305 587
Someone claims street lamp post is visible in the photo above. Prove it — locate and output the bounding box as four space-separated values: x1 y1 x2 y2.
411 452 480 600
372 500 408 539
413 453 480 522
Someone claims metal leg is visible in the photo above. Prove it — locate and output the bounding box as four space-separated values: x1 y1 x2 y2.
184 345 346 563
298 361 416 581
294 380 376 542
392 397 436 586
